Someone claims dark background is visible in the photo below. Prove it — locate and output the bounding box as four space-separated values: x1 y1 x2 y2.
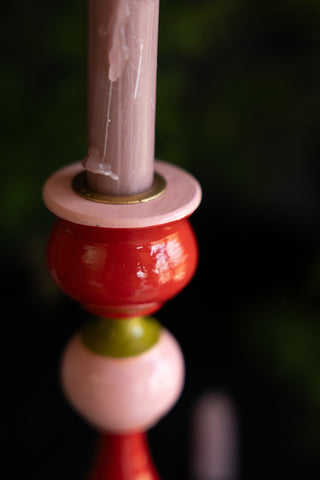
3 0 320 478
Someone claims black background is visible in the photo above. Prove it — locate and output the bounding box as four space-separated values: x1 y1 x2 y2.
3 1 320 478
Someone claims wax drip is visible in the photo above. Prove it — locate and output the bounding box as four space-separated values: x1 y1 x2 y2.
86 82 118 180
103 81 113 161
84 0 131 178
85 150 119 180
134 42 144 100
108 0 130 82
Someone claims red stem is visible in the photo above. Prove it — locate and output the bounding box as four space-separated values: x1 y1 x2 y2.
88 431 161 480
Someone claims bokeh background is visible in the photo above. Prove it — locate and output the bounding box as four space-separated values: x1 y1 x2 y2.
3 0 320 478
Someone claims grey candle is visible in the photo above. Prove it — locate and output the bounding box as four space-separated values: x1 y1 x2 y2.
84 0 160 196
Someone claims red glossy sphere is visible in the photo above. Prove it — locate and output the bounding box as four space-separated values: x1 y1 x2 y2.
47 218 198 318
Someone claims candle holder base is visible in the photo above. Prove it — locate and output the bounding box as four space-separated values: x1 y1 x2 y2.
43 159 201 479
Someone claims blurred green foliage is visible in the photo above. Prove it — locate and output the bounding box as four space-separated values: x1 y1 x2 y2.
2 2 87 236
2 0 320 237
242 298 320 448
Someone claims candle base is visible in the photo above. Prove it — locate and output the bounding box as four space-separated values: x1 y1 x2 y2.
85 169 155 198
43 159 201 479
73 171 166 205
43 160 201 229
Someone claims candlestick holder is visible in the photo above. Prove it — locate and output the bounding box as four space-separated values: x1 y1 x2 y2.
43 160 201 479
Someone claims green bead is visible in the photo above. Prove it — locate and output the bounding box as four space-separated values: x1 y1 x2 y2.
81 316 161 358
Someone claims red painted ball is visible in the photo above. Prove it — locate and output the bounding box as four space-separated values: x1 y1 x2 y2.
47 218 198 318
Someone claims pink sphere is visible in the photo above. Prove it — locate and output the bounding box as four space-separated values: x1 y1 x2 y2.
61 329 184 433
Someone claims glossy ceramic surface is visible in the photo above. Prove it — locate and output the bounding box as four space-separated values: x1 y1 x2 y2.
81 316 161 357
47 218 198 317
43 160 202 228
61 329 184 433
88 431 160 480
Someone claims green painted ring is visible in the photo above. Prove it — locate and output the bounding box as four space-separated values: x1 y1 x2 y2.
81 316 162 358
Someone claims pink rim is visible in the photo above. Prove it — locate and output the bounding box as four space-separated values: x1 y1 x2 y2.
43 160 202 228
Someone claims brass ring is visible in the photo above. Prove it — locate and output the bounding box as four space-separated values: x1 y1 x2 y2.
72 171 166 205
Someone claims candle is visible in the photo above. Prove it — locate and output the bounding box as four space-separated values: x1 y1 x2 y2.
84 0 160 196
191 393 238 480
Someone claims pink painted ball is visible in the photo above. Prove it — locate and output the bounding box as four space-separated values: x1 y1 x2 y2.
61 329 184 433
